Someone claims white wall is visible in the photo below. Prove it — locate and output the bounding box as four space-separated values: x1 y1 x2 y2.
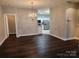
50 4 66 40
66 3 79 39
66 7 77 38
0 7 2 36
50 1 78 40
0 6 6 46
2 7 38 37
74 7 79 38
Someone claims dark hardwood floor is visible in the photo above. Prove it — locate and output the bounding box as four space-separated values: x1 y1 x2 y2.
0 34 79 58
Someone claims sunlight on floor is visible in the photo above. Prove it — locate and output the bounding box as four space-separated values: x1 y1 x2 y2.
42 30 50 34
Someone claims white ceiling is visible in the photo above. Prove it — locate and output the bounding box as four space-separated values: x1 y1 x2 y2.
0 0 79 9
0 0 64 8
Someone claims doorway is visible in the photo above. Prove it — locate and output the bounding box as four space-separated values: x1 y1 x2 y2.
4 14 16 36
37 9 50 34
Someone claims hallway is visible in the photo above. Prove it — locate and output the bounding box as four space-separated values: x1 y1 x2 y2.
0 34 79 58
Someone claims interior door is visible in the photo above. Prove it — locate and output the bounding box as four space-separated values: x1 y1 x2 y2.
7 15 16 34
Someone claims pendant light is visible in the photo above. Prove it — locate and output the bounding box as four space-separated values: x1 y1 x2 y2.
28 0 37 19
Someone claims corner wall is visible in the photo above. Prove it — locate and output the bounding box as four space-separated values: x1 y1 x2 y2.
0 6 6 46
50 4 66 40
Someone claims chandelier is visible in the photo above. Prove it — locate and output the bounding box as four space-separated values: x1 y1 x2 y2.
28 0 37 18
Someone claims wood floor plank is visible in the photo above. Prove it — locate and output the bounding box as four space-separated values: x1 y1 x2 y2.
0 34 79 58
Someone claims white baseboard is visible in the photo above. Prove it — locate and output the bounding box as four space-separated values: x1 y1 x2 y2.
63 38 73 41
49 34 64 40
17 33 40 38
0 35 9 46
49 34 79 41
49 34 74 41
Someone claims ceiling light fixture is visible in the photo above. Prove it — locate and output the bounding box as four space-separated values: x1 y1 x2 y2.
28 0 37 20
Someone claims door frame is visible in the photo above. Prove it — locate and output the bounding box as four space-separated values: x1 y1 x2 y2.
4 14 18 37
